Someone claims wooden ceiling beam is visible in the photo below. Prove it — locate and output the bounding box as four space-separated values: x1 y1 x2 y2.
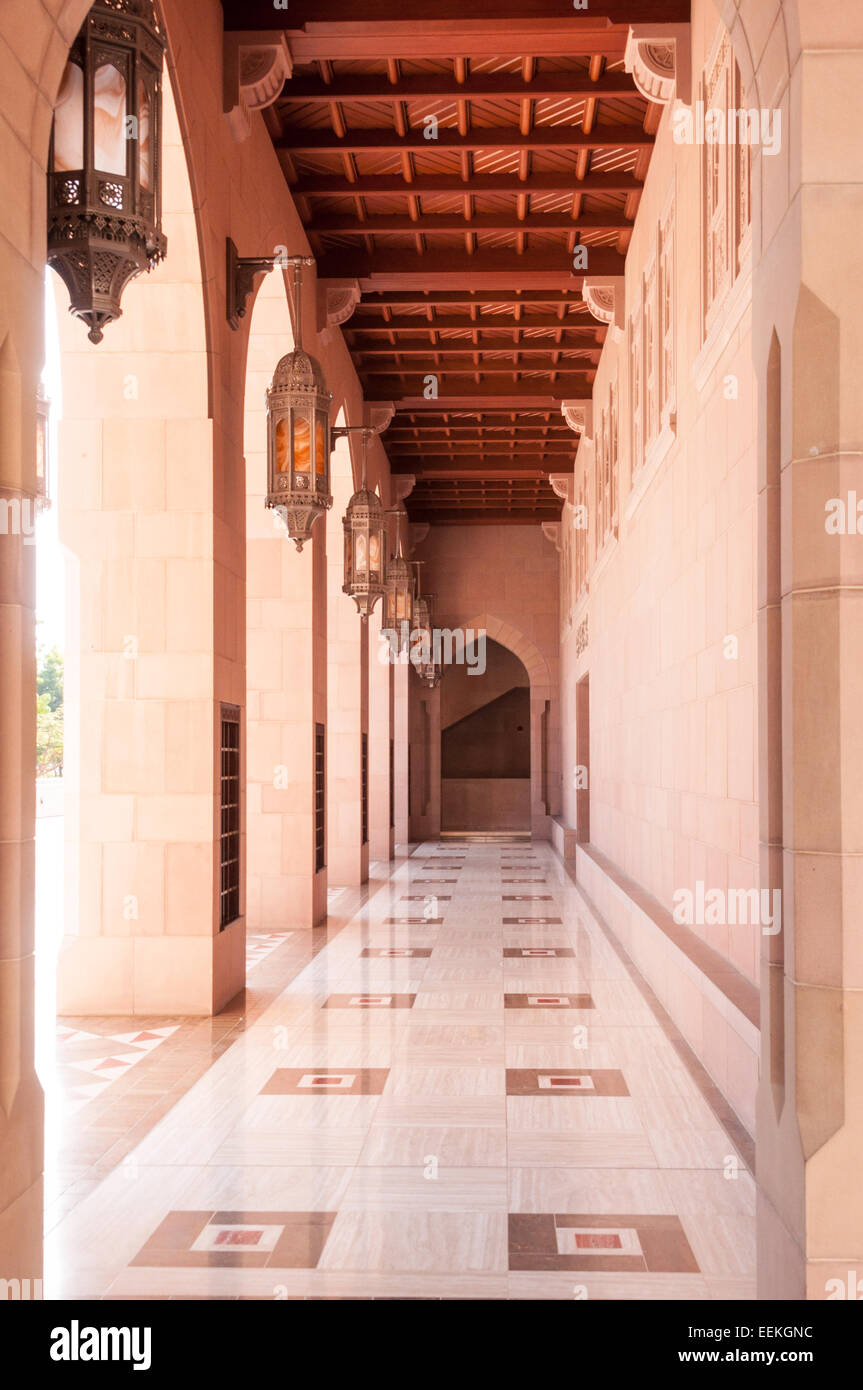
364 377 592 402
349 314 601 334
276 70 640 104
222 1 690 31
358 290 585 307
290 171 643 198
316 247 624 286
405 509 561 524
405 494 555 505
277 124 653 154
399 469 569 482
385 423 574 433
388 440 576 451
352 338 602 358
310 210 632 237
358 356 598 375
391 455 573 470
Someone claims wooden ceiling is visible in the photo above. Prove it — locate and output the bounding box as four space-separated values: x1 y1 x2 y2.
223 1 687 522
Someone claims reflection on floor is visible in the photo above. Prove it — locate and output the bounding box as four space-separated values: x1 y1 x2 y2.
45 842 756 1300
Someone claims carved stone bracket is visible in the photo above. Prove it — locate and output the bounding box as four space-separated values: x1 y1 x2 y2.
391 474 415 505
548 474 574 505
224 33 293 142
575 614 589 658
410 523 429 549
226 236 276 330
561 400 594 441
317 278 362 332
582 276 625 336
541 522 562 552
624 24 691 106
367 401 395 435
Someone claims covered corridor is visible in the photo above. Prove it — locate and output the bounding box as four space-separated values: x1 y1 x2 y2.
1 0 862 1313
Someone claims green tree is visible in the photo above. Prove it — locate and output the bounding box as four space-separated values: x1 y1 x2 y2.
36 646 64 775
37 644 63 713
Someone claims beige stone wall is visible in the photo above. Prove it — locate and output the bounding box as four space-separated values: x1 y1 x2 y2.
561 0 760 987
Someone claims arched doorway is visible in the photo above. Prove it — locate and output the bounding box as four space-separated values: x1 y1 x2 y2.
440 637 531 834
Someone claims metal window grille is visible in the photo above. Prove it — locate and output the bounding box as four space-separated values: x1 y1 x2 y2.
315 723 325 871
219 704 241 929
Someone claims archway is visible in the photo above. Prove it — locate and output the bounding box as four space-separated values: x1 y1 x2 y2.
440 637 531 833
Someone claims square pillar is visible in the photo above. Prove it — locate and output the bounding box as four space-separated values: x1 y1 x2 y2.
369 606 395 861
326 452 369 886
0 327 43 1285
244 280 328 931
393 657 410 846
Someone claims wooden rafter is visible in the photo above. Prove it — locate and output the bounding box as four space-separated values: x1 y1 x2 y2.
245 1 673 522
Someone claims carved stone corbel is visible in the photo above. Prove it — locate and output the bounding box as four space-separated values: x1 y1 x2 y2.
367 401 395 435
391 474 415 505
223 33 293 142
561 400 594 442
541 522 562 552
624 24 691 106
317 279 362 333
582 276 625 337
548 474 574 505
410 523 429 549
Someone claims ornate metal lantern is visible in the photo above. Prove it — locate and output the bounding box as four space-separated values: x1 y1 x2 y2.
342 429 388 618
47 0 167 344
409 567 430 675
418 592 442 687
384 512 414 650
410 565 441 686
266 256 333 551
422 662 442 689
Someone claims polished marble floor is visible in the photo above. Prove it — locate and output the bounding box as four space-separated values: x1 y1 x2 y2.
45 841 756 1300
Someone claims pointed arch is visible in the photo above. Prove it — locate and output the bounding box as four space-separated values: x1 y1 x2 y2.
460 612 553 703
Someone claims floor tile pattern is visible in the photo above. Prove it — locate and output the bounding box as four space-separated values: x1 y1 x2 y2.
46 842 756 1300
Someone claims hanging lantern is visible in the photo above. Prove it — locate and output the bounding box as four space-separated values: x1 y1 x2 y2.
384 512 414 651
266 256 333 551
419 651 442 687
342 429 388 617
410 564 432 677
47 0 167 344
418 591 442 687
410 568 441 686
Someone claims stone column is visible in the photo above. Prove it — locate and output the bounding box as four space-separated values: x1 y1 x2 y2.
326 434 369 885
54 81 244 1015
393 657 410 846
245 277 327 929
0 311 43 1289
368 604 395 861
